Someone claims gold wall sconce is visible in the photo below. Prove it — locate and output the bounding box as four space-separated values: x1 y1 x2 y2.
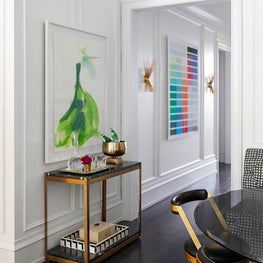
143 58 157 92
207 75 214 94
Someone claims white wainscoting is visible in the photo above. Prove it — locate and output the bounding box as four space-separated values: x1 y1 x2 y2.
142 156 217 209
0 0 15 253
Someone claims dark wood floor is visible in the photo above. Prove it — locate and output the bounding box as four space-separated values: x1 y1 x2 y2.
44 163 230 263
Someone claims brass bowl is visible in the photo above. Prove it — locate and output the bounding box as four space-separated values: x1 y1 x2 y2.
102 141 127 157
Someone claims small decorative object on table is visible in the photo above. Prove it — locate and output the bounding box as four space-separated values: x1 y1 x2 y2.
81 155 92 172
79 221 116 243
60 223 129 254
101 128 126 165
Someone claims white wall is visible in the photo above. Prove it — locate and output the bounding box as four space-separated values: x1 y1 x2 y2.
3 0 263 262
0 0 15 259
232 0 263 189
242 0 263 149
219 50 231 164
2 0 122 262
133 8 221 209
137 11 157 184
159 10 202 170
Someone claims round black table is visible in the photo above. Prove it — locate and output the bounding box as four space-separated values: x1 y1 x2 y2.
194 188 263 263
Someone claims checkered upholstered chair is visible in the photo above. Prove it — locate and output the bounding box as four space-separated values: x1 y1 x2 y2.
225 191 263 262
224 148 263 263
243 148 263 188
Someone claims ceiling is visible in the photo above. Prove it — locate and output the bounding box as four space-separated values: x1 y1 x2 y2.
166 0 231 35
141 0 231 35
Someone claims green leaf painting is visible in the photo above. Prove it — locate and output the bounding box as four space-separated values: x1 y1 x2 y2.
54 53 100 148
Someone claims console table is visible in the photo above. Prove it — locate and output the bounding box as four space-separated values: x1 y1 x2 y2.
44 161 141 263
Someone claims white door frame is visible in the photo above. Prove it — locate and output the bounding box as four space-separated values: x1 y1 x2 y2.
121 0 242 189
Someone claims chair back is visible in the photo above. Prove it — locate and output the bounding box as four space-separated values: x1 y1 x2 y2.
243 148 263 188
170 189 209 250
171 189 208 208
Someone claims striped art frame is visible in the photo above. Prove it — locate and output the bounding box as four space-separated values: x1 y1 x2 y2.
167 38 199 139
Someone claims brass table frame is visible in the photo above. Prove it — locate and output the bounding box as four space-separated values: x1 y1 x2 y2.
44 161 141 263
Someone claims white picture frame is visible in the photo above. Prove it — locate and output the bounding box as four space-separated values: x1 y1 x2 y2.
45 21 108 163
167 37 199 140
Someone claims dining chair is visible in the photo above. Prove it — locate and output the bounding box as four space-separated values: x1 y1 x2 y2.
170 189 248 263
196 246 216 263
243 148 263 188
237 148 263 263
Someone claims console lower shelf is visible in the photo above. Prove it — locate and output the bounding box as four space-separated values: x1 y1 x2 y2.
47 220 140 263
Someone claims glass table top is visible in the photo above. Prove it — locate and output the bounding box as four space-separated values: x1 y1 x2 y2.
194 188 263 263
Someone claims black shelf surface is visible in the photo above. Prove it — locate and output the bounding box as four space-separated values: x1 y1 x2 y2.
46 161 141 180
47 220 139 263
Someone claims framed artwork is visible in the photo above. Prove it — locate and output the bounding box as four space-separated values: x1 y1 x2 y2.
45 21 107 163
167 38 199 140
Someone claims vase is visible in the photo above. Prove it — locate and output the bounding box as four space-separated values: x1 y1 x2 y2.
84 163 91 172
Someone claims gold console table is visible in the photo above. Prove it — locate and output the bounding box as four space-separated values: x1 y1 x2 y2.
44 161 141 263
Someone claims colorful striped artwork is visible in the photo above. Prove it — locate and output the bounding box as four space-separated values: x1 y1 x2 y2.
168 39 199 139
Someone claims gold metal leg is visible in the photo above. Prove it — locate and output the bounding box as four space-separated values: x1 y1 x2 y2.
102 180 106 222
84 178 90 263
44 174 48 259
138 166 142 235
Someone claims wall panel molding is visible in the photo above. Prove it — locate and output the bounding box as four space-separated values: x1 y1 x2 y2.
231 0 243 190
252 0 263 146
241 0 254 149
0 0 5 234
0 0 15 253
142 157 216 210
70 0 82 27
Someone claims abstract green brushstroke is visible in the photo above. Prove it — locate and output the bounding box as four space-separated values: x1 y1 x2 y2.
54 62 100 148
80 48 98 79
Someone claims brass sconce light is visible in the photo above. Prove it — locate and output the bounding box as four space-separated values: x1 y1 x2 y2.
207 75 214 94
143 58 157 92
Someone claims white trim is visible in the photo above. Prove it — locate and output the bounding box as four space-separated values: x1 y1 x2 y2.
0 0 15 252
241 0 254 149
122 0 206 10
154 10 161 178
214 30 219 166
231 0 242 190
20 0 28 233
217 33 231 51
70 0 82 28
199 25 205 159
251 1 263 147
165 9 202 26
0 0 5 234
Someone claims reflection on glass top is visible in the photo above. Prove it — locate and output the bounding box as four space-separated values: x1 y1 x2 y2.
46 161 140 180
194 188 263 263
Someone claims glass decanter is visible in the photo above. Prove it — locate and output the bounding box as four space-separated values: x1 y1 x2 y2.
67 132 84 171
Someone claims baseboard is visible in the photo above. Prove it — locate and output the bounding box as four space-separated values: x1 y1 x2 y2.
141 157 217 210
